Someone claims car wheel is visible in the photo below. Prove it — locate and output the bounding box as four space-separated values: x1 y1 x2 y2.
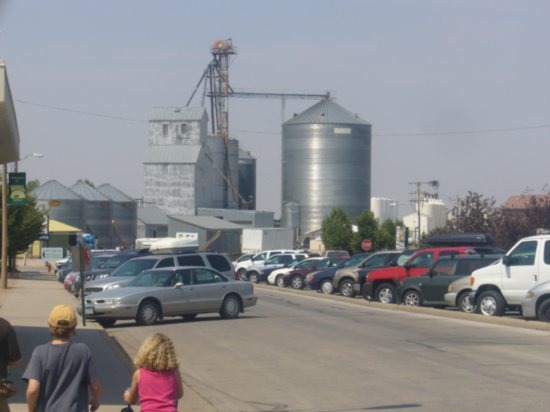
182 313 198 321
220 294 241 319
319 279 334 294
458 292 475 313
291 275 304 290
96 318 116 328
403 289 422 306
136 300 160 325
276 275 285 287
238 268 247 281
340 280 356 298
375 283 396 304
248 272 259 284
477 290 506 316
537 300 550 322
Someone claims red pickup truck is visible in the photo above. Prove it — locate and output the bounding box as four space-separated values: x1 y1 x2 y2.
362 247 475 303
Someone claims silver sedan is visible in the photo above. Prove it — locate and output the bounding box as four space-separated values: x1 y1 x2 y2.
76 267 257 327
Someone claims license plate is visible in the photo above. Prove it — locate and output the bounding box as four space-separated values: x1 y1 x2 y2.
84 305 94 315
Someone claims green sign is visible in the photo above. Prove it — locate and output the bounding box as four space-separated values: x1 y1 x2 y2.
8 172 28 205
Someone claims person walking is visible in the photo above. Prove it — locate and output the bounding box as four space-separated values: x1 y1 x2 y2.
124 333 184 411
22 304 101 412
0 317 21 412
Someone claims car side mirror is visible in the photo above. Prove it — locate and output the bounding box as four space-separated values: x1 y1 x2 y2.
502 255 510 266
174 282 184 288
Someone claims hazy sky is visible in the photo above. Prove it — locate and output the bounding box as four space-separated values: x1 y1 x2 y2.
1 0 549 219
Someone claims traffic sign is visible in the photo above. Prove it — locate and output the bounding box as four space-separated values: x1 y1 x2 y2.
361 239 372 251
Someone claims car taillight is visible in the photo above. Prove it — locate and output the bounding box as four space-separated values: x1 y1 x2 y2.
234 271 239 280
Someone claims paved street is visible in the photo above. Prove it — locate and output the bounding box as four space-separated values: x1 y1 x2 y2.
5 260 550 412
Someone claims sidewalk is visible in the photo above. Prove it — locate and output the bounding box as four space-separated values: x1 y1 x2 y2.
0 259 215 412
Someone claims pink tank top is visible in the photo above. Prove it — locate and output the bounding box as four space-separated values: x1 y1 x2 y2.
138 368 178 412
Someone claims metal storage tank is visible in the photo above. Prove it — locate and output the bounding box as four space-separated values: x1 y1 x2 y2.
282 99 371 238
97 184 137 249
70 180 111 248
32 180 84 230
281 201 300 230
371 197 398 223
238 149 256 209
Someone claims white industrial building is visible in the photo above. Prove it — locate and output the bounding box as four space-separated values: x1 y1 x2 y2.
370 197 398 223
143 106 240 216
403 198 447 242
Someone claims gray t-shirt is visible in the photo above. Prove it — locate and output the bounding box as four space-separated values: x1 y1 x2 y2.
22 341 98 412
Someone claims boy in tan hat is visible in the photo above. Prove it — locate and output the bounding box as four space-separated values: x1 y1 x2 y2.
22 304 101 412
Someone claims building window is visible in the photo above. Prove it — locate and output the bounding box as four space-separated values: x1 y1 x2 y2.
162 124 169 137
181 124 187 134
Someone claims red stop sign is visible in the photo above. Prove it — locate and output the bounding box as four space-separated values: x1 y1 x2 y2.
361 239 372 251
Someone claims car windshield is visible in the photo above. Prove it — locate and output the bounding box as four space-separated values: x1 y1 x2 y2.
100 255 130 269
91 255 113 269
130 270 173 287
344 255 368 267
111 259 158 277
396 251 416 266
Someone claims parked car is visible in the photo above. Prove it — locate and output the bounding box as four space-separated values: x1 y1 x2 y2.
323 250 350 258
470 234 550 316
304 258 352 293
362 246 476 303
83 248 151 282
444 259 501 312
82 252 234 296
267 260 304 286
232 253 254 269
282 257 344 289
332 251 402 297
63 252 118 291
397 254 501 307
64 252 117 291
245 253 307 283
77 267 257 328
521 280 550 322
234 249 298 280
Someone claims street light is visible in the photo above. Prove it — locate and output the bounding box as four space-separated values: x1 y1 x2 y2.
15 152 44 172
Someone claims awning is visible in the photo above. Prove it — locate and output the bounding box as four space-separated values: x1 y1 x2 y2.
48 219 82 234
0 60 20 164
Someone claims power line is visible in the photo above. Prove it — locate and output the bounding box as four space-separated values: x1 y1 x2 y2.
15 98 550 136
15 99 146 123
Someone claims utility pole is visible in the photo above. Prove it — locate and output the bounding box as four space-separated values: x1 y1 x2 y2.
409 180 439 245
1 164 8 288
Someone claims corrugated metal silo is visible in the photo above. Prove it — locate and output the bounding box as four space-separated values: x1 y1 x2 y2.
70 180 111 248
238 149 256 209
97 184 137 248
282 99 371 238
32 180 84 230
281 201 300 231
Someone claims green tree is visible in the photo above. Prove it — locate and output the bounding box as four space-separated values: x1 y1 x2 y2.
0 189 46 273
376 218 397 250
321 208 353 252
353 209 379 252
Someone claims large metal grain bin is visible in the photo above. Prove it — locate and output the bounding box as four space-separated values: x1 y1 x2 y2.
33 180 84 230
282 99 371 238
97 184 137 249
70 180 111 248
238 149 256 209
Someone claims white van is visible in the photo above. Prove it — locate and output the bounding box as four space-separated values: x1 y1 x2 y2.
469 234 550 316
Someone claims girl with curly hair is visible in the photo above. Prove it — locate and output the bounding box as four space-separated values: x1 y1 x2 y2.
123 333 184 411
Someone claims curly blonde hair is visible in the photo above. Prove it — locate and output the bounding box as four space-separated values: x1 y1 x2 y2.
134 333 180 371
